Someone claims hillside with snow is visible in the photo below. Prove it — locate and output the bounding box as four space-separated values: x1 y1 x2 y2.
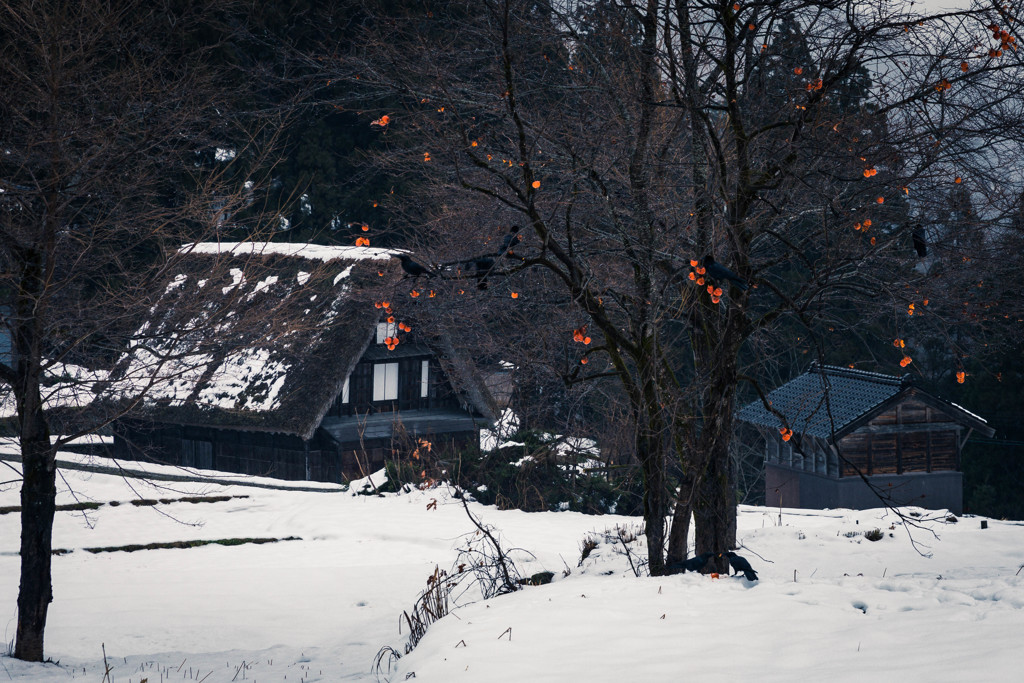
1 454 1022 682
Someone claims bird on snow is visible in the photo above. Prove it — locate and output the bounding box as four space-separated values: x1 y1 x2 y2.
703 255 749 291
665 552 713 575
397 254 434 277
722 551 758 581
912 224 928 258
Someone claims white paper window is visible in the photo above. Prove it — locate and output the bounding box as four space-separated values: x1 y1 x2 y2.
341 376 350 404
373 362 399 401
376 322 397 344
420 360 429 398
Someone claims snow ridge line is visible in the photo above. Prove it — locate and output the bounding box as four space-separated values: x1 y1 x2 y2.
0 454 345 493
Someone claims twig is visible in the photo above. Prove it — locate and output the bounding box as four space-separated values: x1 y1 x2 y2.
619 530 640 577
458 490 520 594
735 544 773 563
101 643 113 683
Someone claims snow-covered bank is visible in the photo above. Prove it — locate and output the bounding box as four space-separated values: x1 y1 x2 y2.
1 458 1021 682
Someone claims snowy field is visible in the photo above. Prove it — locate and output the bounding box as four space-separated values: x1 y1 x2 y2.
1 456 1023 682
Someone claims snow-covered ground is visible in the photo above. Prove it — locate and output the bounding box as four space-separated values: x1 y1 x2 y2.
1 456 1022 682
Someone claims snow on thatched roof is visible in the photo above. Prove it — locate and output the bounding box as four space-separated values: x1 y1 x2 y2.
0 362 107 420
180 241 397 262
106 242 405 440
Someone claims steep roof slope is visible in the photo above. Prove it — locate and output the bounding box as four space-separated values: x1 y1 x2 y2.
737 363 993 440
107 242 401 439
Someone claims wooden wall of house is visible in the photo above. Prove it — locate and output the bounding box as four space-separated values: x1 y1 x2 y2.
327 357 462 418
114 421 477 484
114 423 345 483
837 399 961 477
762 431 840 478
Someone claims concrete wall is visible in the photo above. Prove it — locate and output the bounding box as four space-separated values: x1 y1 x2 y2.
766 464 962 514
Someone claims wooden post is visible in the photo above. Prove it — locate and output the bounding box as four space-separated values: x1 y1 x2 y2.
895 405 903 474
304 440 311 481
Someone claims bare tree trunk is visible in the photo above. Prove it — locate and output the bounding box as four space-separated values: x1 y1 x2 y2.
15 427 55 662
666 470 693 565
689 309 743 571
693 443 736 573
635 409 667 576
13 256 55 660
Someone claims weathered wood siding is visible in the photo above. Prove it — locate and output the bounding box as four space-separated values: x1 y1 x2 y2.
329 357 461 417
113 424 344 482
114 421 475 483
837 399 961 477
839 433 871 476
930 430 959 471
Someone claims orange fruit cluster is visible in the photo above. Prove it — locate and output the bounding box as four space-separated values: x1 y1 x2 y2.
573 327 592 345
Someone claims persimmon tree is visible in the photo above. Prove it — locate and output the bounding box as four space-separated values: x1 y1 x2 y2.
329 0 1024 574
0 0 300 661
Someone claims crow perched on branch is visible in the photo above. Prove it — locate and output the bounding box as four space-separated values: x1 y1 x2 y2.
912 224 928 258
665 552 713 575
471 257 495 290
397 253 433 277
722 551 758 581
703 255 748 291
499 224 523 258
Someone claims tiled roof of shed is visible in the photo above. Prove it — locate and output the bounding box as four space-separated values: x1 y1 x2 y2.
736 364 909 439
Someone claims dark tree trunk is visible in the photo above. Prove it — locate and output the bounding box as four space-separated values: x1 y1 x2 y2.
694 447 736 573
666 470 694 565
15 428 56 662
637 426 667 576
13 249 56 662
693 356 740 572
689 308 743 573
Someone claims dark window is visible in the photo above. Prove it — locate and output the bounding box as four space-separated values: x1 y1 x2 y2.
351 363 373 406
181 439 213 469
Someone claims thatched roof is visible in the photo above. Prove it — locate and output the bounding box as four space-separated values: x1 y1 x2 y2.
107 242 414 440
737 363 994 440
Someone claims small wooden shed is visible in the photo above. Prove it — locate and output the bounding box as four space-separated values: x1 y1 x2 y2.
737 363 994 513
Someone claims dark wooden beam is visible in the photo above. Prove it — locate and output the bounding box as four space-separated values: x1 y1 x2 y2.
854 422 963 436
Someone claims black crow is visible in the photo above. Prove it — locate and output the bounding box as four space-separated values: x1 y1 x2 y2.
722 551 758 581
703 255 748 291
471 257 495 290
499 225 523 257
912 225 927 258
397 254 433 277
665 552 713 575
